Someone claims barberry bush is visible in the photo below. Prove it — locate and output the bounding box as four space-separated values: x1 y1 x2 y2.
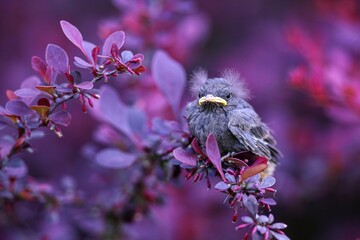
2 0 360 239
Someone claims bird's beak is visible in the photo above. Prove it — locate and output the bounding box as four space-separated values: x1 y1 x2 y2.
198 94 227 106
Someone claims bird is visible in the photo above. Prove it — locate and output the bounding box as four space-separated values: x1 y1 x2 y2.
185 69 280 177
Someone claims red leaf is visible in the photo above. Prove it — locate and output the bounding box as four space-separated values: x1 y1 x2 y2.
224 157 249 168
31 56 47 78
205 133 226 182
6 90 18 100
92 46 100 64
83 41 97 64
110 43 119 58
191 138 205 156
37 98 50 107
173 147 197 166
241 157 268 182
133 65 146 75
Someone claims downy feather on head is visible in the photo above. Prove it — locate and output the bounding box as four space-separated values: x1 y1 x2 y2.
189 68 250 100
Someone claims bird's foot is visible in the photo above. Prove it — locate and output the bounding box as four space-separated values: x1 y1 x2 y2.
221 152 237 161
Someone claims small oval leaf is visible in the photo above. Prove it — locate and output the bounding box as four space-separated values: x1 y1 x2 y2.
48 111 71 126
5 100 34 116
241 157 268 182
214 181 230 191
270 223 287 230
60 20 84 52
242 194 258 217
74 56 93 68
241 216 254 224
257 215 269 224
46 44 69 74
74 81 94 90
14 88 40 98
261 198 277 206
102 31 125 56
96 148 137 169
271 231 290 240
5 158 28 178
173 147 197 166
260 176 276 189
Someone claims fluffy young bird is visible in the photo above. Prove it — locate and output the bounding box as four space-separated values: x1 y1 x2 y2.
185 70 280 176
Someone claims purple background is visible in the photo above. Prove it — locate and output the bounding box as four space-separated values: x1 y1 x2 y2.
1 0 360 239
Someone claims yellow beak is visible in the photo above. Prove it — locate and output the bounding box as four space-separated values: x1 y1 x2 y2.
198 94 227 106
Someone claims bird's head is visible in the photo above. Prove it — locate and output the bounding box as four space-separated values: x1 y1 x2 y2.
190 69 249 109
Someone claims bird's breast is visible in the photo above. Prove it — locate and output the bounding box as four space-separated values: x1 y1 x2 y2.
188 109 239 154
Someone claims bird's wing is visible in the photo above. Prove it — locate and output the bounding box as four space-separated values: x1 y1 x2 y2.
228 105 280 162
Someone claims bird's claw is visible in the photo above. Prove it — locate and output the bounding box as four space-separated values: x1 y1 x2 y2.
221 152 236 161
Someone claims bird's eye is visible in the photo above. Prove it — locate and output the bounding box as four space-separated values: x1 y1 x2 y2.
225 93 232 99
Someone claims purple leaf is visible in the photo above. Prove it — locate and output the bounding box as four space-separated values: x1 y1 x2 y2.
74 56 93 68
270 223 287 230
31 56 48 78
242 194 258 217
269 214 275 224
97 86 132 139
271 231 290 240
173 147 197 166
214 181 230 191
128 107 147 137
95 148 137 169
152 50 186 117
21 76 41 89
225 172 236 183
260 176 276 189
151 118 171 135
14 88 40 98
0 115 14 129
257 215 269 224
74 81 94 90
252 231 263 240
46 44 69 74
241 216 254 223
60 20 85 53
5 100 34 116
102 31 125 56
5 158 28 178
257 225 267 235
261 198 277 206
121 50 133 62
206 133 226 182
83 41 97 63
48 111 71 126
